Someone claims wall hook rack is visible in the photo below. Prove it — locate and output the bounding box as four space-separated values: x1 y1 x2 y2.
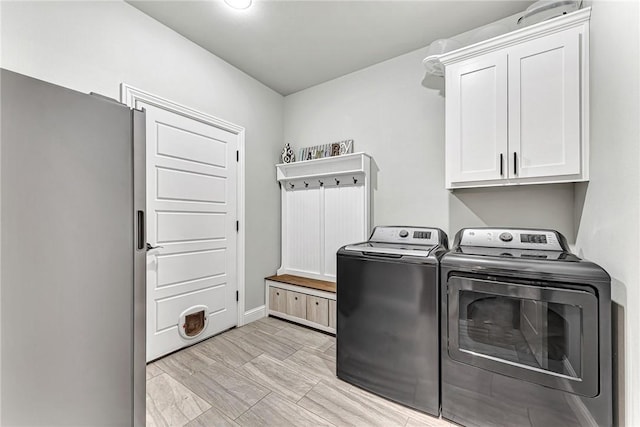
275 152 372 282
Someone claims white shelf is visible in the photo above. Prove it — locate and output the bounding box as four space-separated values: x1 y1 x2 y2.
276 152 370 182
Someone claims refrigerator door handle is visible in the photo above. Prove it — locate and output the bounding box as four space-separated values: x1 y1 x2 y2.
137 211 145 250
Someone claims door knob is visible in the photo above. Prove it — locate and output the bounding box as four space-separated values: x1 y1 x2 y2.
146 243 163 251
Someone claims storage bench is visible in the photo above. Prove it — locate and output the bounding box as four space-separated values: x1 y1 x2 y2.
265 274 336 334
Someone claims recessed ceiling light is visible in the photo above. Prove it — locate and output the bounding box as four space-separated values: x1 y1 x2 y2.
224 0 252 10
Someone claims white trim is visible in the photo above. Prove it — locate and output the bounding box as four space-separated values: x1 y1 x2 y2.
448 176 589 190
120 85 244 134
439 7 591 66
243 305 266 325
119 83 247 328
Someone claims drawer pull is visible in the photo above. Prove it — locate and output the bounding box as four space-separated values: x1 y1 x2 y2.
276 292 280 296
295 297 298 300
315 302 319 305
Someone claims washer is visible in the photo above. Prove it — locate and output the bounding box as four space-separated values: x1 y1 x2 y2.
336 226 449 416
440 228 612 427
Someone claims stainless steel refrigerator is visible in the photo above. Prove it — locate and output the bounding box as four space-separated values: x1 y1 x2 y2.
1 69 146 426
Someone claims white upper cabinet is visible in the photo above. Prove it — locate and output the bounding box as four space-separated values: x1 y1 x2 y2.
509 27 582 179
446 50 508 184
440 8 590 189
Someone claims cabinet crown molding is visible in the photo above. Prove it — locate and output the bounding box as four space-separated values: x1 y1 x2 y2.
439 7 591 66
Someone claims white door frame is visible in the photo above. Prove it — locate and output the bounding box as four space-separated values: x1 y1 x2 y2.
120 83 247 328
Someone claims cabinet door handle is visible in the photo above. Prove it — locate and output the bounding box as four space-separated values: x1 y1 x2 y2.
500 154 504 176
294 297 298 300
514 152 518 175
315 302 319 306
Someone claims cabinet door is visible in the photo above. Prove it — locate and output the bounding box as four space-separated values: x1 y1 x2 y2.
268 287 287 313
286 290 307 319
306 296 329 326
508 27 582 179
446 50 508 187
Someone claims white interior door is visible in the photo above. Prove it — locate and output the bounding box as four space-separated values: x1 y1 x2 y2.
143 103 238 361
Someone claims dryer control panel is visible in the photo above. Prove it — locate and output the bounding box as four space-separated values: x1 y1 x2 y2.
459 228 564 251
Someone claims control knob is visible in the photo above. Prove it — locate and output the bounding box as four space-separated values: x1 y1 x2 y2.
499 232 513 242
399 230 409 238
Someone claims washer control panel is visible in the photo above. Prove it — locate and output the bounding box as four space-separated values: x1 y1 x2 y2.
459 228 563 251
369 226 441 246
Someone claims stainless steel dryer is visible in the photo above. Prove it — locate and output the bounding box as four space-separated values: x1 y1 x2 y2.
440 228 612 427
336 226 448 416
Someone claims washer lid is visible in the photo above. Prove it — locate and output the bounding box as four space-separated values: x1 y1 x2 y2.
343 242 436 257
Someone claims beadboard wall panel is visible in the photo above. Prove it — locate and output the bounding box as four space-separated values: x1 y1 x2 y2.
323 184 366 278
285 188 322 276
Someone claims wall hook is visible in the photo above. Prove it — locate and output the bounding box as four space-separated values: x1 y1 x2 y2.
289 183 295 189
335 178 340 186
319 180 324 187
353 177 358 184
304 181 309 188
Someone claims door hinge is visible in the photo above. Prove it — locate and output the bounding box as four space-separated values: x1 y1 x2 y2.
236 150 239 162
236 290 239 302
236 220 239 232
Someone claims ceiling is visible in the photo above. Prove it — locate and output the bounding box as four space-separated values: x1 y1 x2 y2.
127 0 534 96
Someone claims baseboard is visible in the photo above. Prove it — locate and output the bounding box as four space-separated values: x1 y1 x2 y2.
242 305 266 325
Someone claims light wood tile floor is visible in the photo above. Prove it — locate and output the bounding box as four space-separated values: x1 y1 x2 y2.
146 317 453 427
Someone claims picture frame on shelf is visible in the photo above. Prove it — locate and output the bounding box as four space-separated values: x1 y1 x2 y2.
339 139 354 155
296 139 355 162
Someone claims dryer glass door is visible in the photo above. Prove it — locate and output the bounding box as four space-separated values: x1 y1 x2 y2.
447 276 598 397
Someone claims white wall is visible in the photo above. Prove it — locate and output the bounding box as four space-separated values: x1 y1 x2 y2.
284 48 576 242
284 3 639 425
285 47 451 231
574 2 640 426
0 0 284 312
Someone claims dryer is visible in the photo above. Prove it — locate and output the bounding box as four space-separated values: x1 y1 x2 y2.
440 228 612 427
336 226 448 416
